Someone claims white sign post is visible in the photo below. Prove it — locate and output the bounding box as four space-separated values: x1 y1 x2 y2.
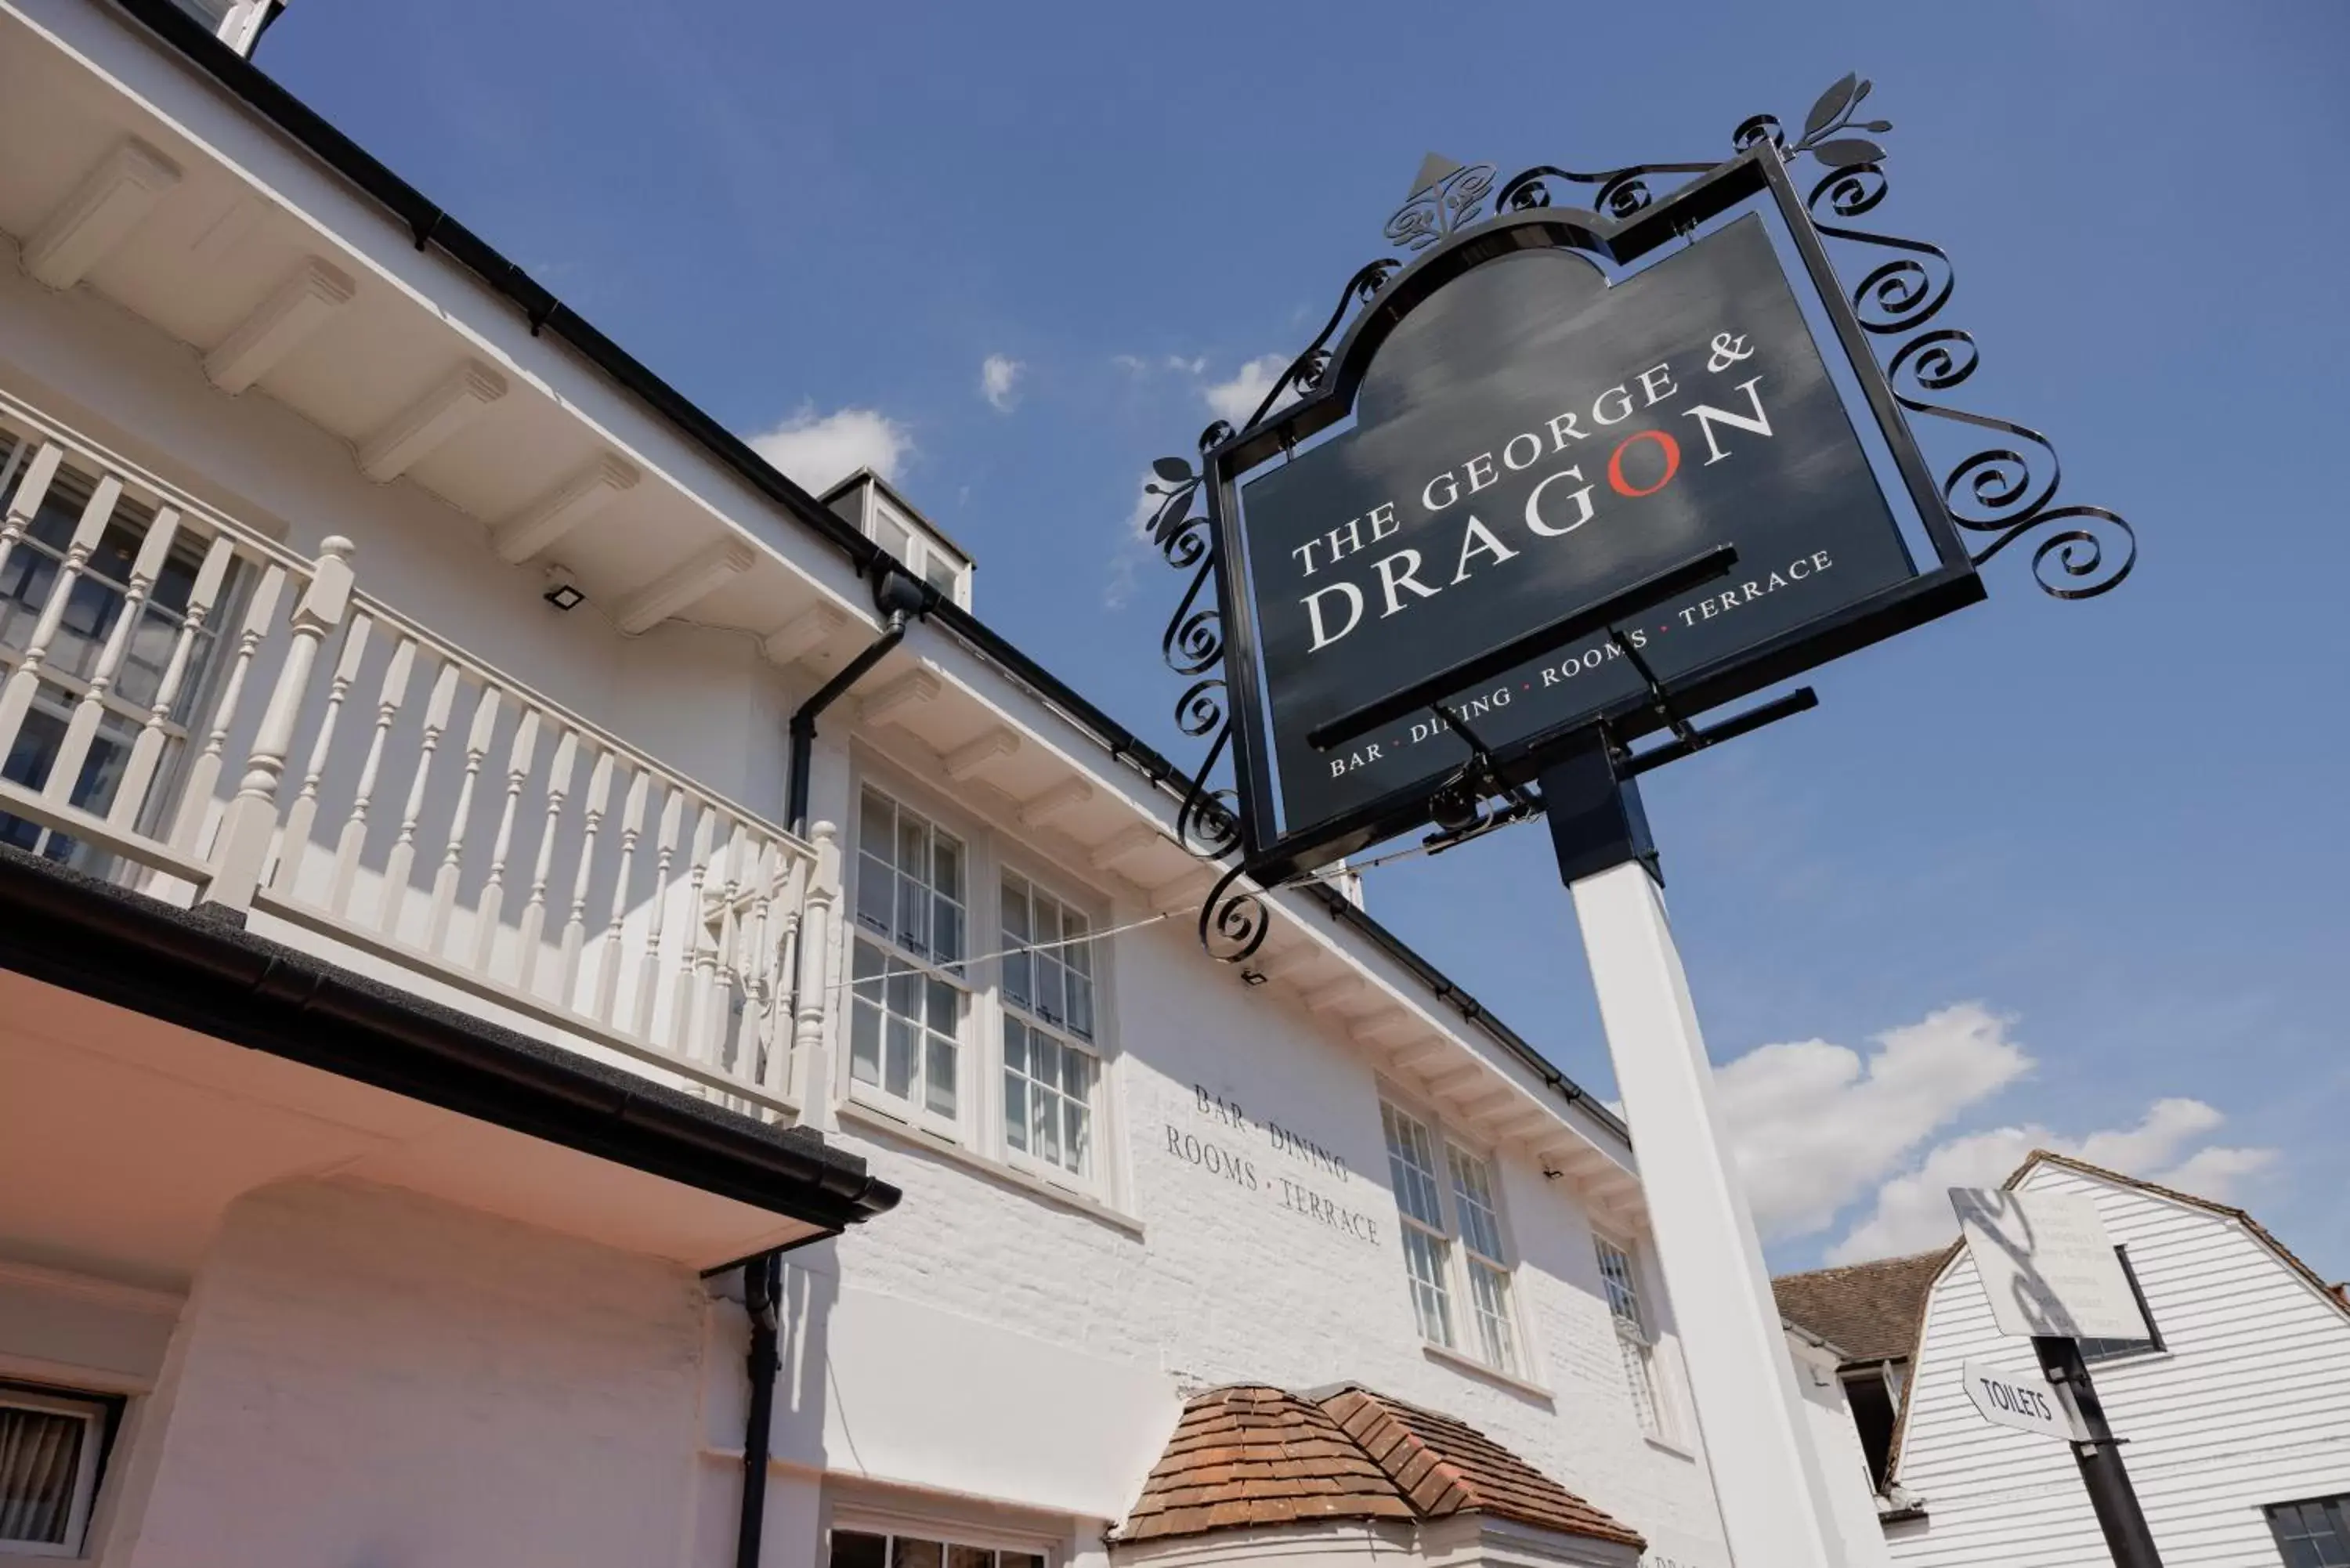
1961 1357 2085 1442
1950 1187 2149 1341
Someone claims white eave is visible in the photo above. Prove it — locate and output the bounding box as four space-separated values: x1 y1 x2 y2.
0 0 1642 1213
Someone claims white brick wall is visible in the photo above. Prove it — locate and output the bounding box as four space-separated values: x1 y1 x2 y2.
801 909 1734 1568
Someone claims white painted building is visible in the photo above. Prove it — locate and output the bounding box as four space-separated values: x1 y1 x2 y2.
0 3 1889 1566
1779 1152 2350 1568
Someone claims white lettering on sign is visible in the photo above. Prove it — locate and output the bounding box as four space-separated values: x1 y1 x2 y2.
1960 1357 2084 1443
1292 344 1781 656
1950 1187 2149 1341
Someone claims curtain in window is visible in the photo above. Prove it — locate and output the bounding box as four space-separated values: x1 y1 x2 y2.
0 1404 84 1545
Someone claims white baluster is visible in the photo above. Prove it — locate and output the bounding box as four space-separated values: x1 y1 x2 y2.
759 849 810 1098
172 562 285 856
709 821 756 1075
45 503 182 808
732 836 776 1086
110 532 235 835
426 681 501 957
674 804 719 1057
207 538 356 910
269 611 371 898
791 823 843 1129
0 473 122 764
597 765 650 1024
379 657 460 938
515 724 577 995
0 443 63 583
633 784 683 1040
0 439 29 521
330 633 414 917
561 746 613 1010
470 707 540 975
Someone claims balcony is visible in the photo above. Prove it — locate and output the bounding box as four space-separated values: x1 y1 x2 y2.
0 385 834 1119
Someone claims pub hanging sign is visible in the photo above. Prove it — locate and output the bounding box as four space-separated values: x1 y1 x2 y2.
1144 76 2135 939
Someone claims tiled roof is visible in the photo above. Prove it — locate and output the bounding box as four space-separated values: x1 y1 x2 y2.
1320 1386 1646 1546
1771 1249 1952 1367
1115 1384 1642 1550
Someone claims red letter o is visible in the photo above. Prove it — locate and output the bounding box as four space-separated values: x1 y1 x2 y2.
1607 429 1681 497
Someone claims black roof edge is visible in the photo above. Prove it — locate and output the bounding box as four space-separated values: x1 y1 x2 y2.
0 844 901 1231
101 0 1629 1154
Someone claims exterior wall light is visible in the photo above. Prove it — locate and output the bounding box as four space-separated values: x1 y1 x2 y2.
542 565 585 612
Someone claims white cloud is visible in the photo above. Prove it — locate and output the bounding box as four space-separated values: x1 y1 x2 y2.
1203 354 1292 427
1714 1004 2280 1266
749 406 911 491
1112 353 1148 375
1719 1003 2030 1242
1823 1098 2275 1265
1166 353 1206 376
980 354 1023 413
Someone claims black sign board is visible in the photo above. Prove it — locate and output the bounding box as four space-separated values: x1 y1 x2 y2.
1202 148 1983 878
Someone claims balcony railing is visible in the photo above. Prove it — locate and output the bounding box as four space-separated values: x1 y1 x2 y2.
0 388 833 1116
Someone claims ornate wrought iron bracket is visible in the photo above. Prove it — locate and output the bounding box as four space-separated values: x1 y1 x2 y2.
1142 70 2135 960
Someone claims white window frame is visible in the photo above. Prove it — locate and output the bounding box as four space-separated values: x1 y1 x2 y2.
845 786 971 1140
994 865 1105 1194
866 500 971 611
0 1384 110 1559
1378 1095 1528 1378
1593 1229 1668 1440
826 1513 1052 1568
841 765 1121 1208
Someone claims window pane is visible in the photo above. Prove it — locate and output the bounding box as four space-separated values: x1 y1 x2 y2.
925 1038 957 1117
0 1402 86 1546
1036 1082 1061 1165
859 793 893 862
896 816 924 883
927 976 959 1034
932 836 961 902
1065 1100 1090 1176
897 872 929 955
1401 1227 1454 1347
1002 1018 1028 1075
892 1540 943 1568
1382 1104 1445 1230
932 895 963 965
1449 1147 1506 1262
1000 883 1031 1006
946 1548 995 1568
1066 971 1094 1042
885 1017 917 1098
830 1532 887 1568
850 999 881 1086
856 854 894 936
1468 1258 1519 1375
1003 1074 1029 1151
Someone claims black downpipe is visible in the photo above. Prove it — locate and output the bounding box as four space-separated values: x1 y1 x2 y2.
786 570 931 835
736 1249 783 1568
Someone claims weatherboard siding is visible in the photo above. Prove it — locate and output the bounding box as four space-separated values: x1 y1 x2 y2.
1888 1164 2350 1567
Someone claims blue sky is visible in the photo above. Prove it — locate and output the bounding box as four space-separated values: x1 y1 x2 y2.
259 0 2349 1277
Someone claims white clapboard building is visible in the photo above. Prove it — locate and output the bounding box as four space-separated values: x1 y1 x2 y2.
1778 1152 2350 1567
0 3 1882 1566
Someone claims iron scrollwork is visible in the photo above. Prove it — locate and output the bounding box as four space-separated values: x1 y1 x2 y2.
1142 435 1268 963
1141 72 2134 958
1789 74 2135 598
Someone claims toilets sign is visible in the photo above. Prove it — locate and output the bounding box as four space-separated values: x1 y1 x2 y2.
1196 154 1987 877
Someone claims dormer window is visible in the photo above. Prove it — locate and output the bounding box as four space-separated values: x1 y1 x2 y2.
822 471 973 610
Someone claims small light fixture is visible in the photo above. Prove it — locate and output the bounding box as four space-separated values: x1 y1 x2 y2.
1240 968 1268 987
542 565 586 612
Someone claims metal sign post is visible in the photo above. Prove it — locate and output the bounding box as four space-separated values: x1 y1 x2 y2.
2033 1335 2164 1568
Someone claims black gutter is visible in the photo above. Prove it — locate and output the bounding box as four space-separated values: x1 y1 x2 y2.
736 1248 783 1568
104 0 1627 1152
786 570 927 835
0 845 902 1230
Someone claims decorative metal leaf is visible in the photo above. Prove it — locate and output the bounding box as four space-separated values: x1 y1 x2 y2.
1811 137 1886 168
1803 73 1860 139
1152 457 1192 483
1855 80 1873 103
1857 120 1893 133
